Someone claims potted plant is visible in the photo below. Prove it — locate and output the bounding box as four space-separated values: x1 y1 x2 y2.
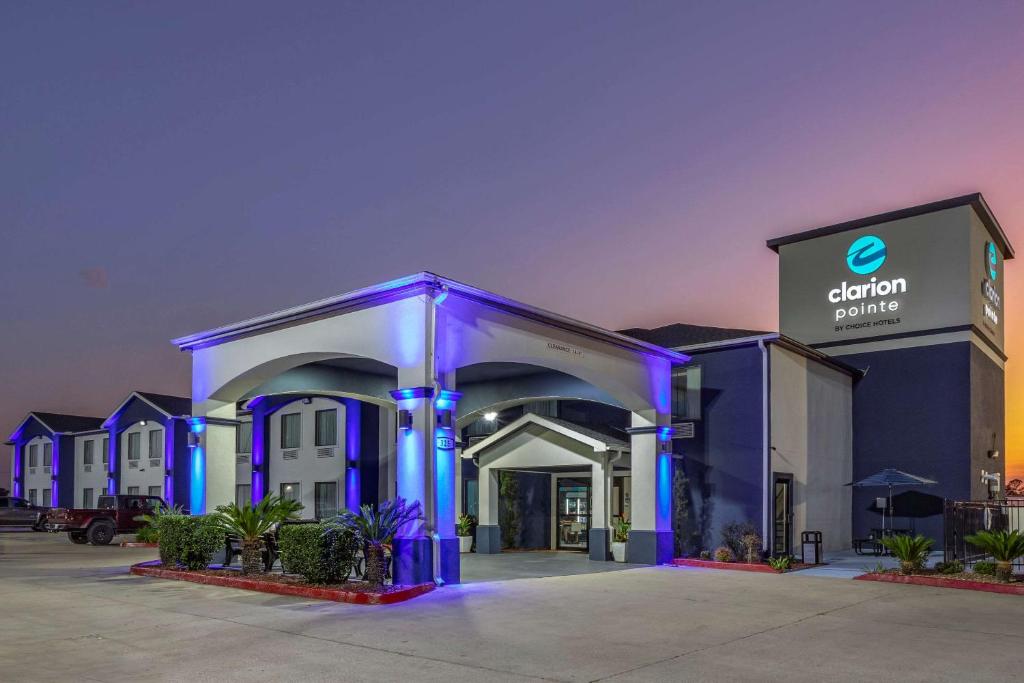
611 518 630 562
456 513 476 553
212 496 302 575
334 497 422 589
879 533 933 575
964 529 1024 581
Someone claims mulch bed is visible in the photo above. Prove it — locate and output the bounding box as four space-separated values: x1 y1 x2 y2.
671 558 813 573
857 571 1024 596
130 561 435 604
120 542 159 548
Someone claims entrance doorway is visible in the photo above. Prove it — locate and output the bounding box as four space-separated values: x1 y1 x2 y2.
773 473 793 556
556 478 590 551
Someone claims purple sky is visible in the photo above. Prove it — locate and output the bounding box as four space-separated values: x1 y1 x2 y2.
2 3 1023 464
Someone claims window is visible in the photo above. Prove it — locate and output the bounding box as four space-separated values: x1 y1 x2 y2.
280 413 300 449
127 432 141 460
83 488 94 508
97 495 117 510
148 430 163 461
127 486 140 495
237 421 253 454
464 479 479 518
42 489 51 506
314 482 338 519
28 445 38 468
671 365 702 421
148 485 162 498
43 443 52 468
83 440 95 466
279 482 300 504
315 409 337 447
102 437 109 465
236 484 251 508
28 489 37 505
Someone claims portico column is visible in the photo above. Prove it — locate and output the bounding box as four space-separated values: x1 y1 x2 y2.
188 400 238 515
589 457 611 561
627 412 674 564
475 465 501 553
391 385 436 589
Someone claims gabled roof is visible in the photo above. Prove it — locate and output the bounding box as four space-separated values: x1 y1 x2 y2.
103 391 191 428
463 412 629 459
171 272 689 363
9 412 104 441
619 323 771 348
766 193 1014 259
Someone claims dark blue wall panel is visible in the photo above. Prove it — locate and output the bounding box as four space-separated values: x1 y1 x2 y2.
837 342 972 544
681 344 765 553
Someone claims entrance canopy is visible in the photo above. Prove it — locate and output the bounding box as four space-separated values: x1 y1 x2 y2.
464 412 631 471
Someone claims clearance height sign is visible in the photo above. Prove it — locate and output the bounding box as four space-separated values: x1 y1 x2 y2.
777 204 1005 353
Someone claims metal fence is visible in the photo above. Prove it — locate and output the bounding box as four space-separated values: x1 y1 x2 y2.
944 498 1024 571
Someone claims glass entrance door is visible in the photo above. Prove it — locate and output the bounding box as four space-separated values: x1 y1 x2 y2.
773 474 793 556
556 478 590 551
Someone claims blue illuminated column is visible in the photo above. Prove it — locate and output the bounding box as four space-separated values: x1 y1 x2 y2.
433 389 460 584
390 386 434 585
344 399 362 512
12 443 23 498
626 413 674 564
189 419 207 514
106 426 119 495
250 401 268 503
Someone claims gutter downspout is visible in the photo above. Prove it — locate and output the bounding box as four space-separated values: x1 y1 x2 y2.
758 339 771 553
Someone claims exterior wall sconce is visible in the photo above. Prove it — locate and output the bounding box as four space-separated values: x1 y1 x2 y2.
398 410 413 431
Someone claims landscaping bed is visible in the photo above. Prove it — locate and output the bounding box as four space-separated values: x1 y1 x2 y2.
130 560 434 604
120 541 158 548
856 570 1024 596
671 557 813 573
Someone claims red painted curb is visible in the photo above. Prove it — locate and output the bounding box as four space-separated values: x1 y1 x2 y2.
855 572 1024 596
120 542 159 548
129 562 434 604
671 558 781 573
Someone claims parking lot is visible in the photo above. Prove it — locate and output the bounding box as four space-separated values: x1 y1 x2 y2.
2 532 1024 682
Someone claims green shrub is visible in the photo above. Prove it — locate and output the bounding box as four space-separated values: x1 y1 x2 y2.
933 560 964 575
768 555 792 572
973 560 998 576
964 530 1024 581
713 546 733 562
456 514 476 537
879 534 933 575
279 522 358 585
135 525 159 544
698 550 711 560
613 518 630 543
742 533 762 564
155 514 191 567
179 516 225 571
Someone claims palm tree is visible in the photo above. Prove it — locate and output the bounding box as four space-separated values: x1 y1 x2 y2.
879 534 933 575
964 530 1024 581
332 498 422 589
213 496 302 575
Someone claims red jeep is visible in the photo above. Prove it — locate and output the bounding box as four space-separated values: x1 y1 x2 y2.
46 494 165 545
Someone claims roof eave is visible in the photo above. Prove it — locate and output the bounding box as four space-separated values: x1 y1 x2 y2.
767 193 1014 259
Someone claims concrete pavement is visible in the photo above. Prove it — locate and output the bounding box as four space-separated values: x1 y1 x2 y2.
1 533 1022 682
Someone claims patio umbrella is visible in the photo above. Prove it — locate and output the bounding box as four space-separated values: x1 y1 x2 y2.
845 468 938 532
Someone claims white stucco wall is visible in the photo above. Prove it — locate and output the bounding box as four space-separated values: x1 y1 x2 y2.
23 436 53 505
769 344 853 553
74 434 108 507
120 424 165 497
267 398 346 519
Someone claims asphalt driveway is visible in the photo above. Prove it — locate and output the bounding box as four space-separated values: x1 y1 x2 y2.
1 532 1022 682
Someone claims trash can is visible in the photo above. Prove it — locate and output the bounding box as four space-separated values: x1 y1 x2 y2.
801 530 822 565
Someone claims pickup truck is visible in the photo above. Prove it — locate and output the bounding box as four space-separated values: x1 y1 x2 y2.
46 494 166 545
0 495 49 530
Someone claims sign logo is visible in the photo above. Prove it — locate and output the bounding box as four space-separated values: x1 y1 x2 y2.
986 241 999 281
846 235 887 275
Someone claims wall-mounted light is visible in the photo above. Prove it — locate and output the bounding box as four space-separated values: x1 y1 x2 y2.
398 410 413 431
139 420 147 427
301 397 313 405
483 412 498 422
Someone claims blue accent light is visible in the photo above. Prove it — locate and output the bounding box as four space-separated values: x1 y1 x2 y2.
191 446 206 514
987 241 999 280
656 452 672 528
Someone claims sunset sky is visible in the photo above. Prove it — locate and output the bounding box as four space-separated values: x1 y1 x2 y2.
2 3 1022 479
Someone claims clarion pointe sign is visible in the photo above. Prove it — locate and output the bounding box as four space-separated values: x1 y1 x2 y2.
775 200 1007 354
